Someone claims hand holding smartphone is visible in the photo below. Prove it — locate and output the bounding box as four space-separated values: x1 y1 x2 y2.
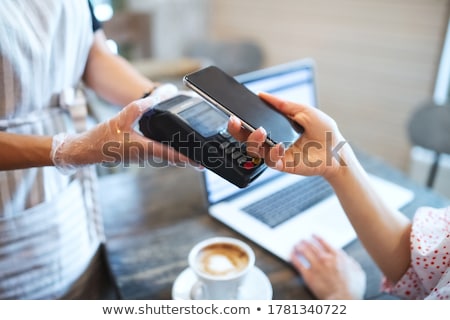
183 66 302 147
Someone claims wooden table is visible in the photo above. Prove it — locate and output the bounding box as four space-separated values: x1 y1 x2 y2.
99 151 450 300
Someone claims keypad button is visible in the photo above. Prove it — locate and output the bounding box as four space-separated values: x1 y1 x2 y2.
252 157 262 166
219 141 230 150
232 151 242 159
237 156 248 166
243 161 255 170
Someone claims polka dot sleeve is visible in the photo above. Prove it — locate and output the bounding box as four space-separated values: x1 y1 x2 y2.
381 206 450 299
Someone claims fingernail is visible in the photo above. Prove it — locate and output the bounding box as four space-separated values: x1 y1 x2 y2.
275 159 284 170
258 126 267 137
277 143 285 157
296 253 311 269
230 115 240 125
300 239 309 246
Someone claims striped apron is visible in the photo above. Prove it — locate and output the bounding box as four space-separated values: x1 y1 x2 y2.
0 0 110 299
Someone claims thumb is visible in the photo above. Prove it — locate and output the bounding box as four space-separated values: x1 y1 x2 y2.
117 96 161 129
121 83 179 127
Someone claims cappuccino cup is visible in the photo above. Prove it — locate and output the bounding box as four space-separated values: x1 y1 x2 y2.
188 237 255 300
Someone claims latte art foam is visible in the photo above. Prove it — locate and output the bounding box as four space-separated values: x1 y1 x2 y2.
196 243 249 277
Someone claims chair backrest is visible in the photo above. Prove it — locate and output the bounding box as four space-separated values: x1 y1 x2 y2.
408 101 450 155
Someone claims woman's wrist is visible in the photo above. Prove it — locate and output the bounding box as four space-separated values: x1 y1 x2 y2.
323 142 358 185
313 126 353 181
51 133 81 175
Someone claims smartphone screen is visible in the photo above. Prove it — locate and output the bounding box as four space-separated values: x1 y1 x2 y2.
183 66 301 146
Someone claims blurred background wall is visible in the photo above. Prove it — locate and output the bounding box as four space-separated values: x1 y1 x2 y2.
208 0 449 172
94 0 450 195
125 0 209 59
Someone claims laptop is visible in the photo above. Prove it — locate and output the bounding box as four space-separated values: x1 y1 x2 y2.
202 59 414 262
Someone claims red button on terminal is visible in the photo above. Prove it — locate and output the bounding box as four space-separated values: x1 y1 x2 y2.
243 161 255 170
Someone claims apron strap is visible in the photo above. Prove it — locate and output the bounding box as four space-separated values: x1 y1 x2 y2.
59 87 88 133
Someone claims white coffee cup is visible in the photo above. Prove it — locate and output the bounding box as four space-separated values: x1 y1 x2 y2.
188 237 255 300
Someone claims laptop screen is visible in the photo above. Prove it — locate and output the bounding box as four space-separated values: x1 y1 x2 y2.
204 59 317 204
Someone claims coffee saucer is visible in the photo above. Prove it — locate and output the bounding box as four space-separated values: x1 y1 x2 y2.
172 266 273 300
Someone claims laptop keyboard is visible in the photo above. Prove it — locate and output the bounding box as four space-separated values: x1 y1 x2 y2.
243 176 334 228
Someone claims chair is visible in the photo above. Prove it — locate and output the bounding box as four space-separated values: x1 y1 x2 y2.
407 100 450 187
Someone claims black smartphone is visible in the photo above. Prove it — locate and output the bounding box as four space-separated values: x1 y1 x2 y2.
183 66 302 147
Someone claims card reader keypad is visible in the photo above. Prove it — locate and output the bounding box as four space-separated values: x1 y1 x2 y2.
139 94 267 188
217 130 260 171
